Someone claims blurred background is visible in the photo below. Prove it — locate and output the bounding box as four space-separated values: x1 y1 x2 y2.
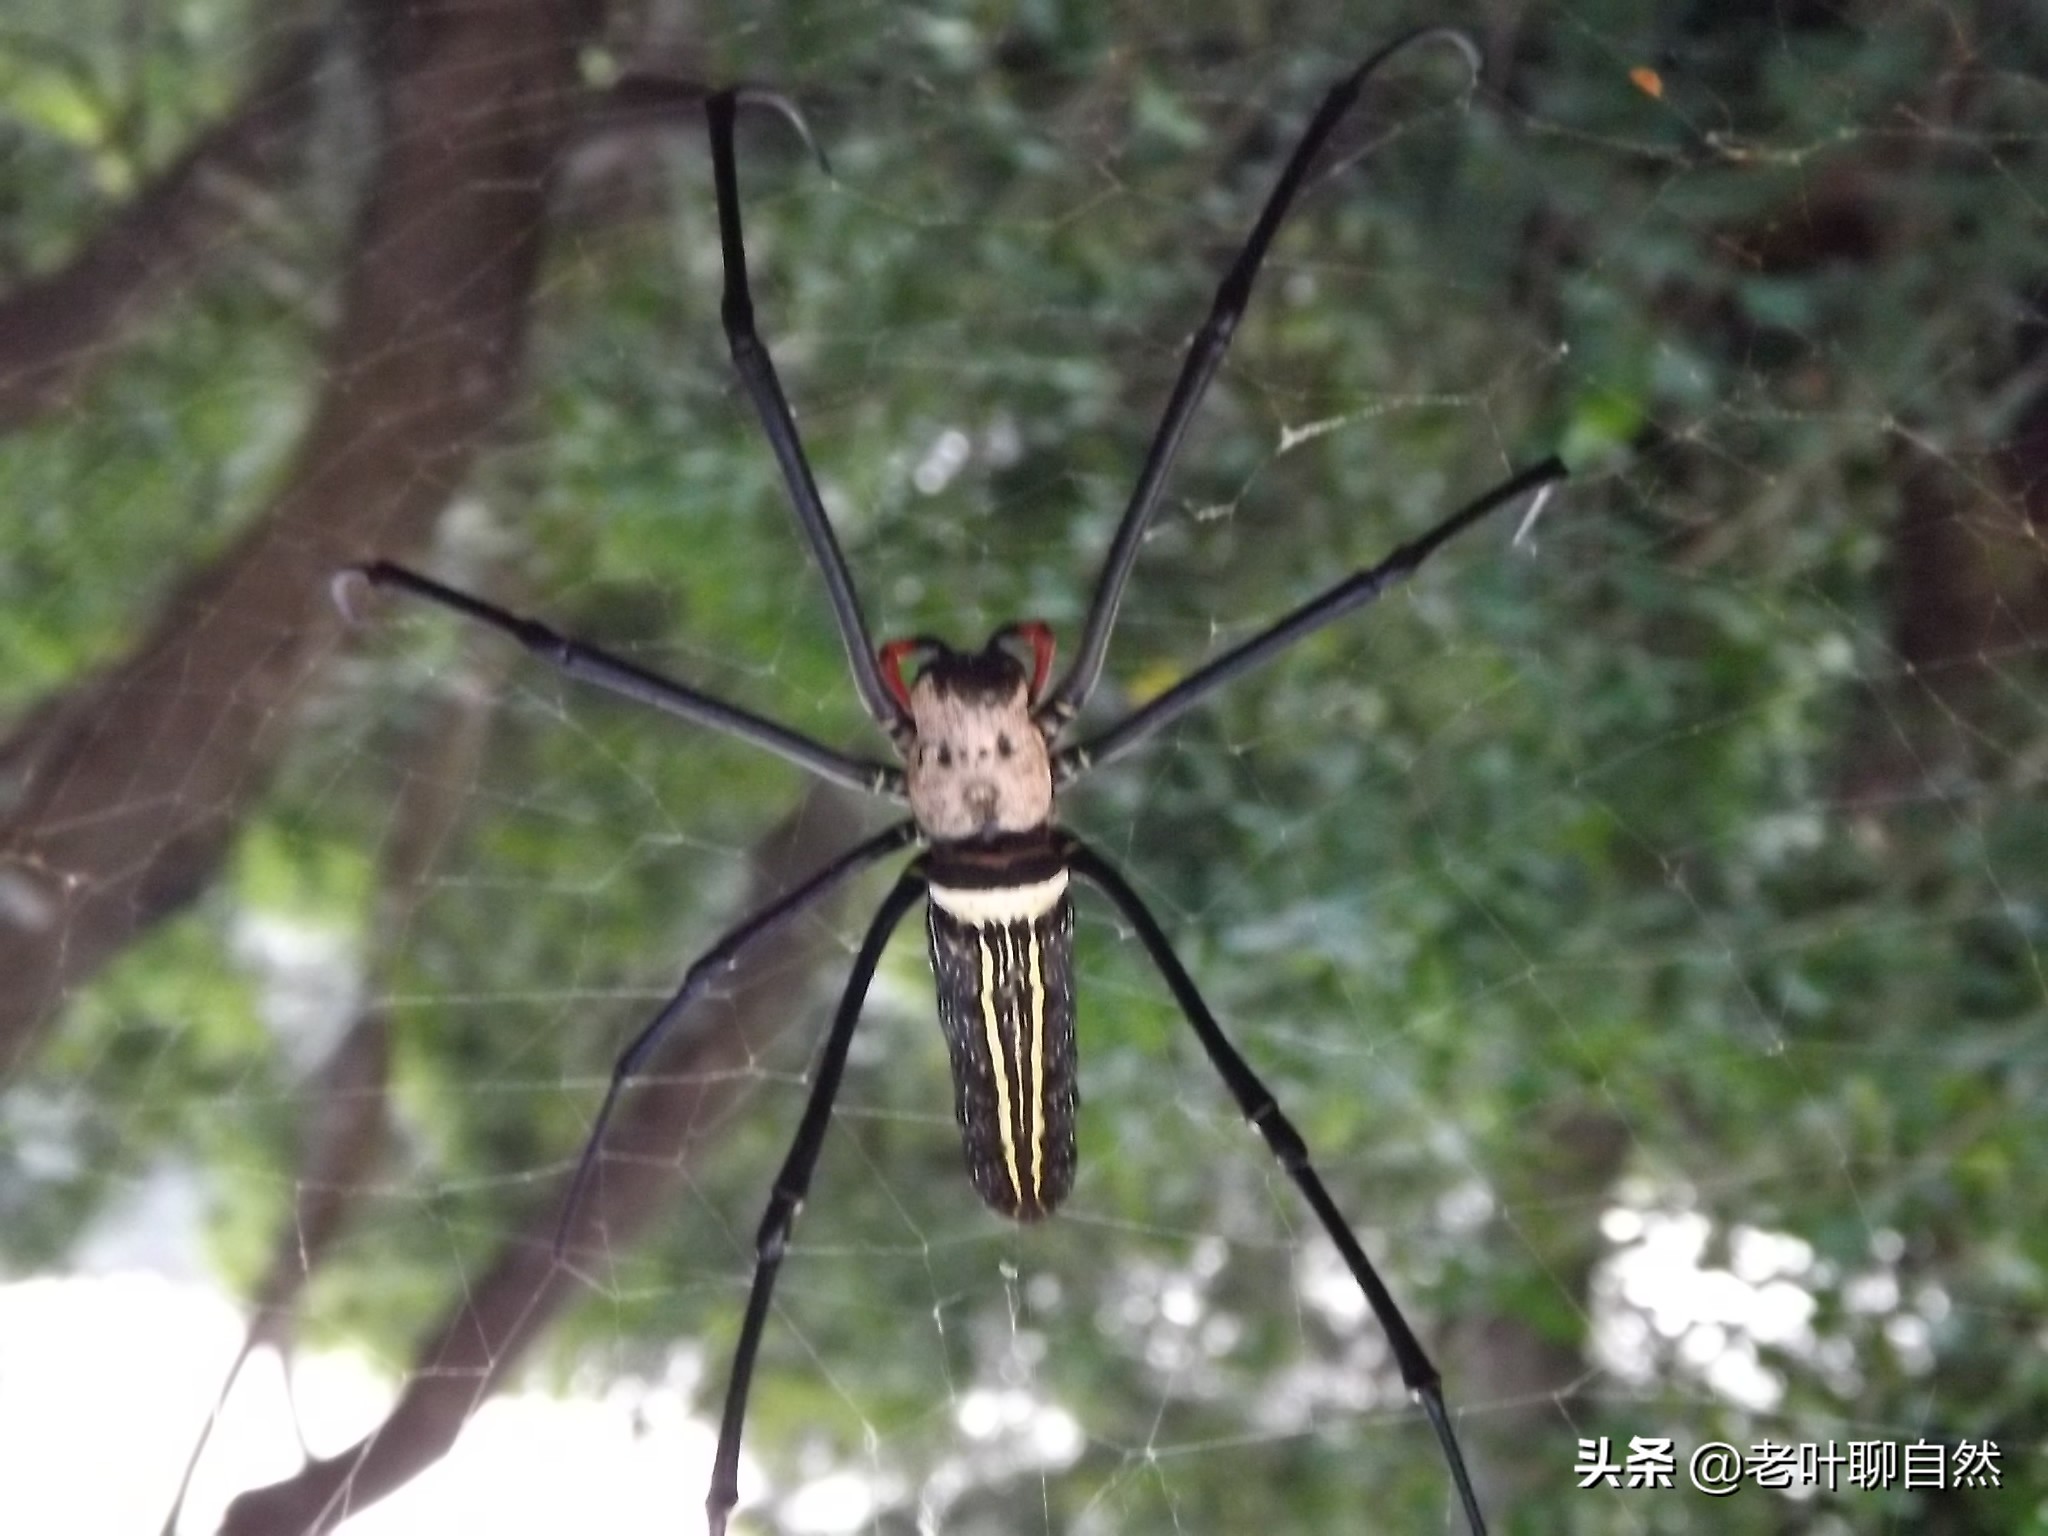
2 2 2044 1533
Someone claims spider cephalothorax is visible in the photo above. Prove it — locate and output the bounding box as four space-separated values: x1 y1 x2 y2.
883 625 1056 840
350 31 1567 1536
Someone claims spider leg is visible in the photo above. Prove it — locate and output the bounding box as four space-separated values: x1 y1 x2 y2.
707 867 928 1536
554 820 919 1259
1064 837 1489 1536
706 91 908 738
1054 457 1564 784
344 561 904 799
1039 27 1483 731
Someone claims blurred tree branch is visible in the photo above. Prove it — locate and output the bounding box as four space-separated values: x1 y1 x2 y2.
158 612 515 1536
0 21 326 434
0 0 590 1081
217 784 872 1536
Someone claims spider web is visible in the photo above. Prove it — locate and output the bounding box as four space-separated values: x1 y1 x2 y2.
2 3 2045 1534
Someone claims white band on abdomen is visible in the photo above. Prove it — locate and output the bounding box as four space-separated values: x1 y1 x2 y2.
928 870 1069 926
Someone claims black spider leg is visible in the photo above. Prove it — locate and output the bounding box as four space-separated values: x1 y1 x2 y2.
707 866 928 1536
554 820 920 1260
1055 457 1565 785
344 562 905 799
706 90 908 738
1038 27 1483 730
1064 836 1489 1536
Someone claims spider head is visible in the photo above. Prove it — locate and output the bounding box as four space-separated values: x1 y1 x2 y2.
883 624 1056 842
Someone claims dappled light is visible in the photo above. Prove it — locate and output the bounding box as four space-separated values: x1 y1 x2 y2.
2 4 2045 1535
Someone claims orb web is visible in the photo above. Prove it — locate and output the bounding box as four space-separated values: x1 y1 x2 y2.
1 4 2044 1535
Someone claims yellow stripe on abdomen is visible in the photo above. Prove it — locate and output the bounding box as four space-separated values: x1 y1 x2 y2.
1026 921 1045 1202
977 930 1024 1207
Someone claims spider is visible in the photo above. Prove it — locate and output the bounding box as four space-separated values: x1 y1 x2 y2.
344 27 1564 1536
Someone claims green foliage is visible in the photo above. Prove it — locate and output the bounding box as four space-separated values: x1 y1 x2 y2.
5 1 2048 1532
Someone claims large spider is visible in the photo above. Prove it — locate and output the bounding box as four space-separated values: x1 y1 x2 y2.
347 27 1563 1536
